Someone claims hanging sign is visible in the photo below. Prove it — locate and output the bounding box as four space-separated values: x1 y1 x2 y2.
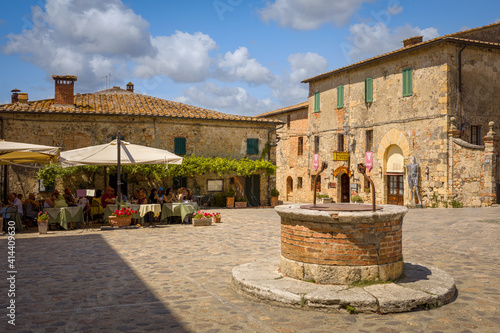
313 154 319 170
366 152 373 171
334 152 349 161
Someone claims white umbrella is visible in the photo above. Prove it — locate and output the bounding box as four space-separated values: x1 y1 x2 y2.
60 137 183 201
0 139 60 165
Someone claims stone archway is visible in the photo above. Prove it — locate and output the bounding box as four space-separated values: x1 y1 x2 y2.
286 176 294 201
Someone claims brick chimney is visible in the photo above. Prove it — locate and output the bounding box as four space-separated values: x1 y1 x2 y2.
403 36 423 47
11 89 20 103
126 82 134 92
18 93 28 104
53 75 77 105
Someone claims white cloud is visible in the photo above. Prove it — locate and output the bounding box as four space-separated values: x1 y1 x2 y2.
288 52 328 83
134 31 217 83
344 23 440 62
259 0 372 30
179 82 277 116
215 47 274 84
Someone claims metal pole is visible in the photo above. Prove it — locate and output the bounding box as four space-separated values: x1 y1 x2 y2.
116 131 121 203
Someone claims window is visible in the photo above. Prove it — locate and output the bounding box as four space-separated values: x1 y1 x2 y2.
337 85 344 109
365 78 373 103
402 68 413 97
365 129 373 152
311 175 321 191
298 177 303 189
287 114 291 129
298 137 304 156
314 136 320 154
174 137 186 155
247 138 259 154
207 179 224 192
337 134 345 152
471 126 481 145
173 176 187 189
314 91 320 112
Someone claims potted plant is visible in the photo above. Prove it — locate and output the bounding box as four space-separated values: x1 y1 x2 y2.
226 188 235 208
316 193 333 204
212 212 222 223
37 211 49 234
193 210 213 226
108 206 137 227
234 196 247 208
270 188 279 208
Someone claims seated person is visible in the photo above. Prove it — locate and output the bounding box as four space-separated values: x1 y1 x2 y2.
44 192 58 208
149 188 160 204
24 193 40 220
91 190 104 218
54 195 68 208
64 188 77 206
177 188 189 202
8 193 23 215
17 193 24 203
131 189 140 203
137 189 147 204
101 186 116 208
76 195 91 220
186 188 192 201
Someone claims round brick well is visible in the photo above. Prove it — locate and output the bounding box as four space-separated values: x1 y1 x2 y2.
275 204 408 285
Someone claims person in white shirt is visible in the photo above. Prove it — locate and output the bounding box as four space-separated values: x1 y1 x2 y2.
8 193 23 215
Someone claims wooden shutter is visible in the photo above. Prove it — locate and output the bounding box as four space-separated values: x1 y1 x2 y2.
403 68 412 97
174 137 186 155
247 138 259 155
314 91 320 112
337 85 344 109
365 78 373 103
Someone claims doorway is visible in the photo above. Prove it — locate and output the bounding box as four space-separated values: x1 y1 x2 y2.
245 174 260 207
387 175 404 205
340 173 350 203
286 176 293 201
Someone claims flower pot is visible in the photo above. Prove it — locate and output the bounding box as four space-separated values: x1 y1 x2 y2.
38 221 48 234
193 218 212 226
213 217 221 223
226 197 234 208
234 201 247 208
108 216 132 227
270 196 279 208
319 198 333 204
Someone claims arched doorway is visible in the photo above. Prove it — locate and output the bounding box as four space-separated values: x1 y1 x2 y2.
340 173 350 202
385 145 404 205
286 176 293 201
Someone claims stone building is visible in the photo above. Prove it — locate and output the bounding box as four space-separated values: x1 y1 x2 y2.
0 75 279 206
259 22 500 207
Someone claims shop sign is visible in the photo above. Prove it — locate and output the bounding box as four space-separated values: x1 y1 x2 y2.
334 151 349 161
366 152 373 171
313 154 319 170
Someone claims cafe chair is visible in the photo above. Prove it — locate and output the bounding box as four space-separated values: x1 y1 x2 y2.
90 200 104 225
22 203 39 227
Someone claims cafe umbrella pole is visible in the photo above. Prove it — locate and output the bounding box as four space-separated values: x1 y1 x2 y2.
116 131 121 203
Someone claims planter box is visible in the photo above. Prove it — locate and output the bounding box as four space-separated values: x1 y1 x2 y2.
234 201 247 208
270 196 279 208
226 197 234 208
319 198 333 204
108 216 132 227
38 221 48 234
193 218 212 226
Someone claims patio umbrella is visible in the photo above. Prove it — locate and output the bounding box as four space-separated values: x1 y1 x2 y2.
59 136 183 200
0 139 60 165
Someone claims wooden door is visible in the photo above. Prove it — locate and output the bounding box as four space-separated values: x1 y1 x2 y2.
340 173 350 203
286 176 293 201
387 175 404 205
245 174 260 207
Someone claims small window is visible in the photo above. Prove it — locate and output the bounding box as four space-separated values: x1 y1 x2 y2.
174 137 186 155
403 68 413 97
365 78 373 103
314 91 320 112
298 137 304 156
337 85 344 109
471 126 481 145
337 134 344 152
314 136 319 154
365 130 373 152
247 138 259 155
311 175 321 191
207 179 224 192
297 177 303 189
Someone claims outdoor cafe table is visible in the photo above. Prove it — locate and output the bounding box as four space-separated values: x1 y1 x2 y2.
104 203 162 224
44 206 84 230
161 202 199 223
0 207 23 231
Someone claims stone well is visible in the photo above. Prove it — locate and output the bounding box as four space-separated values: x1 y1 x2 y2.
275 203 408 285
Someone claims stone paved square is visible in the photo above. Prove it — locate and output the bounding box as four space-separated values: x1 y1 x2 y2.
1 206 499 332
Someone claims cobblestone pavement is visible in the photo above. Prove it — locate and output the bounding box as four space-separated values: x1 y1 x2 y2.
1 206 499 332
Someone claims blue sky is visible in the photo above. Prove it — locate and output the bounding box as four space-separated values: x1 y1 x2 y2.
1 0 499 116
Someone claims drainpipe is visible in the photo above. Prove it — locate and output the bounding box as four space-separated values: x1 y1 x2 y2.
1 117 7 202
267 123 285 206
457 45 466 135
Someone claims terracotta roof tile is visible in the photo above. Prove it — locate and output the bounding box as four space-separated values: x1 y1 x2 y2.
256 101 308 118
0 87 279 123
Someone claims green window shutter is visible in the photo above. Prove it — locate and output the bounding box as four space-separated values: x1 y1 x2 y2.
247 138 259 155
365 78 373 103
337 85 344 109
403 68 413 97
174 137 186 155
314 91 320 112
